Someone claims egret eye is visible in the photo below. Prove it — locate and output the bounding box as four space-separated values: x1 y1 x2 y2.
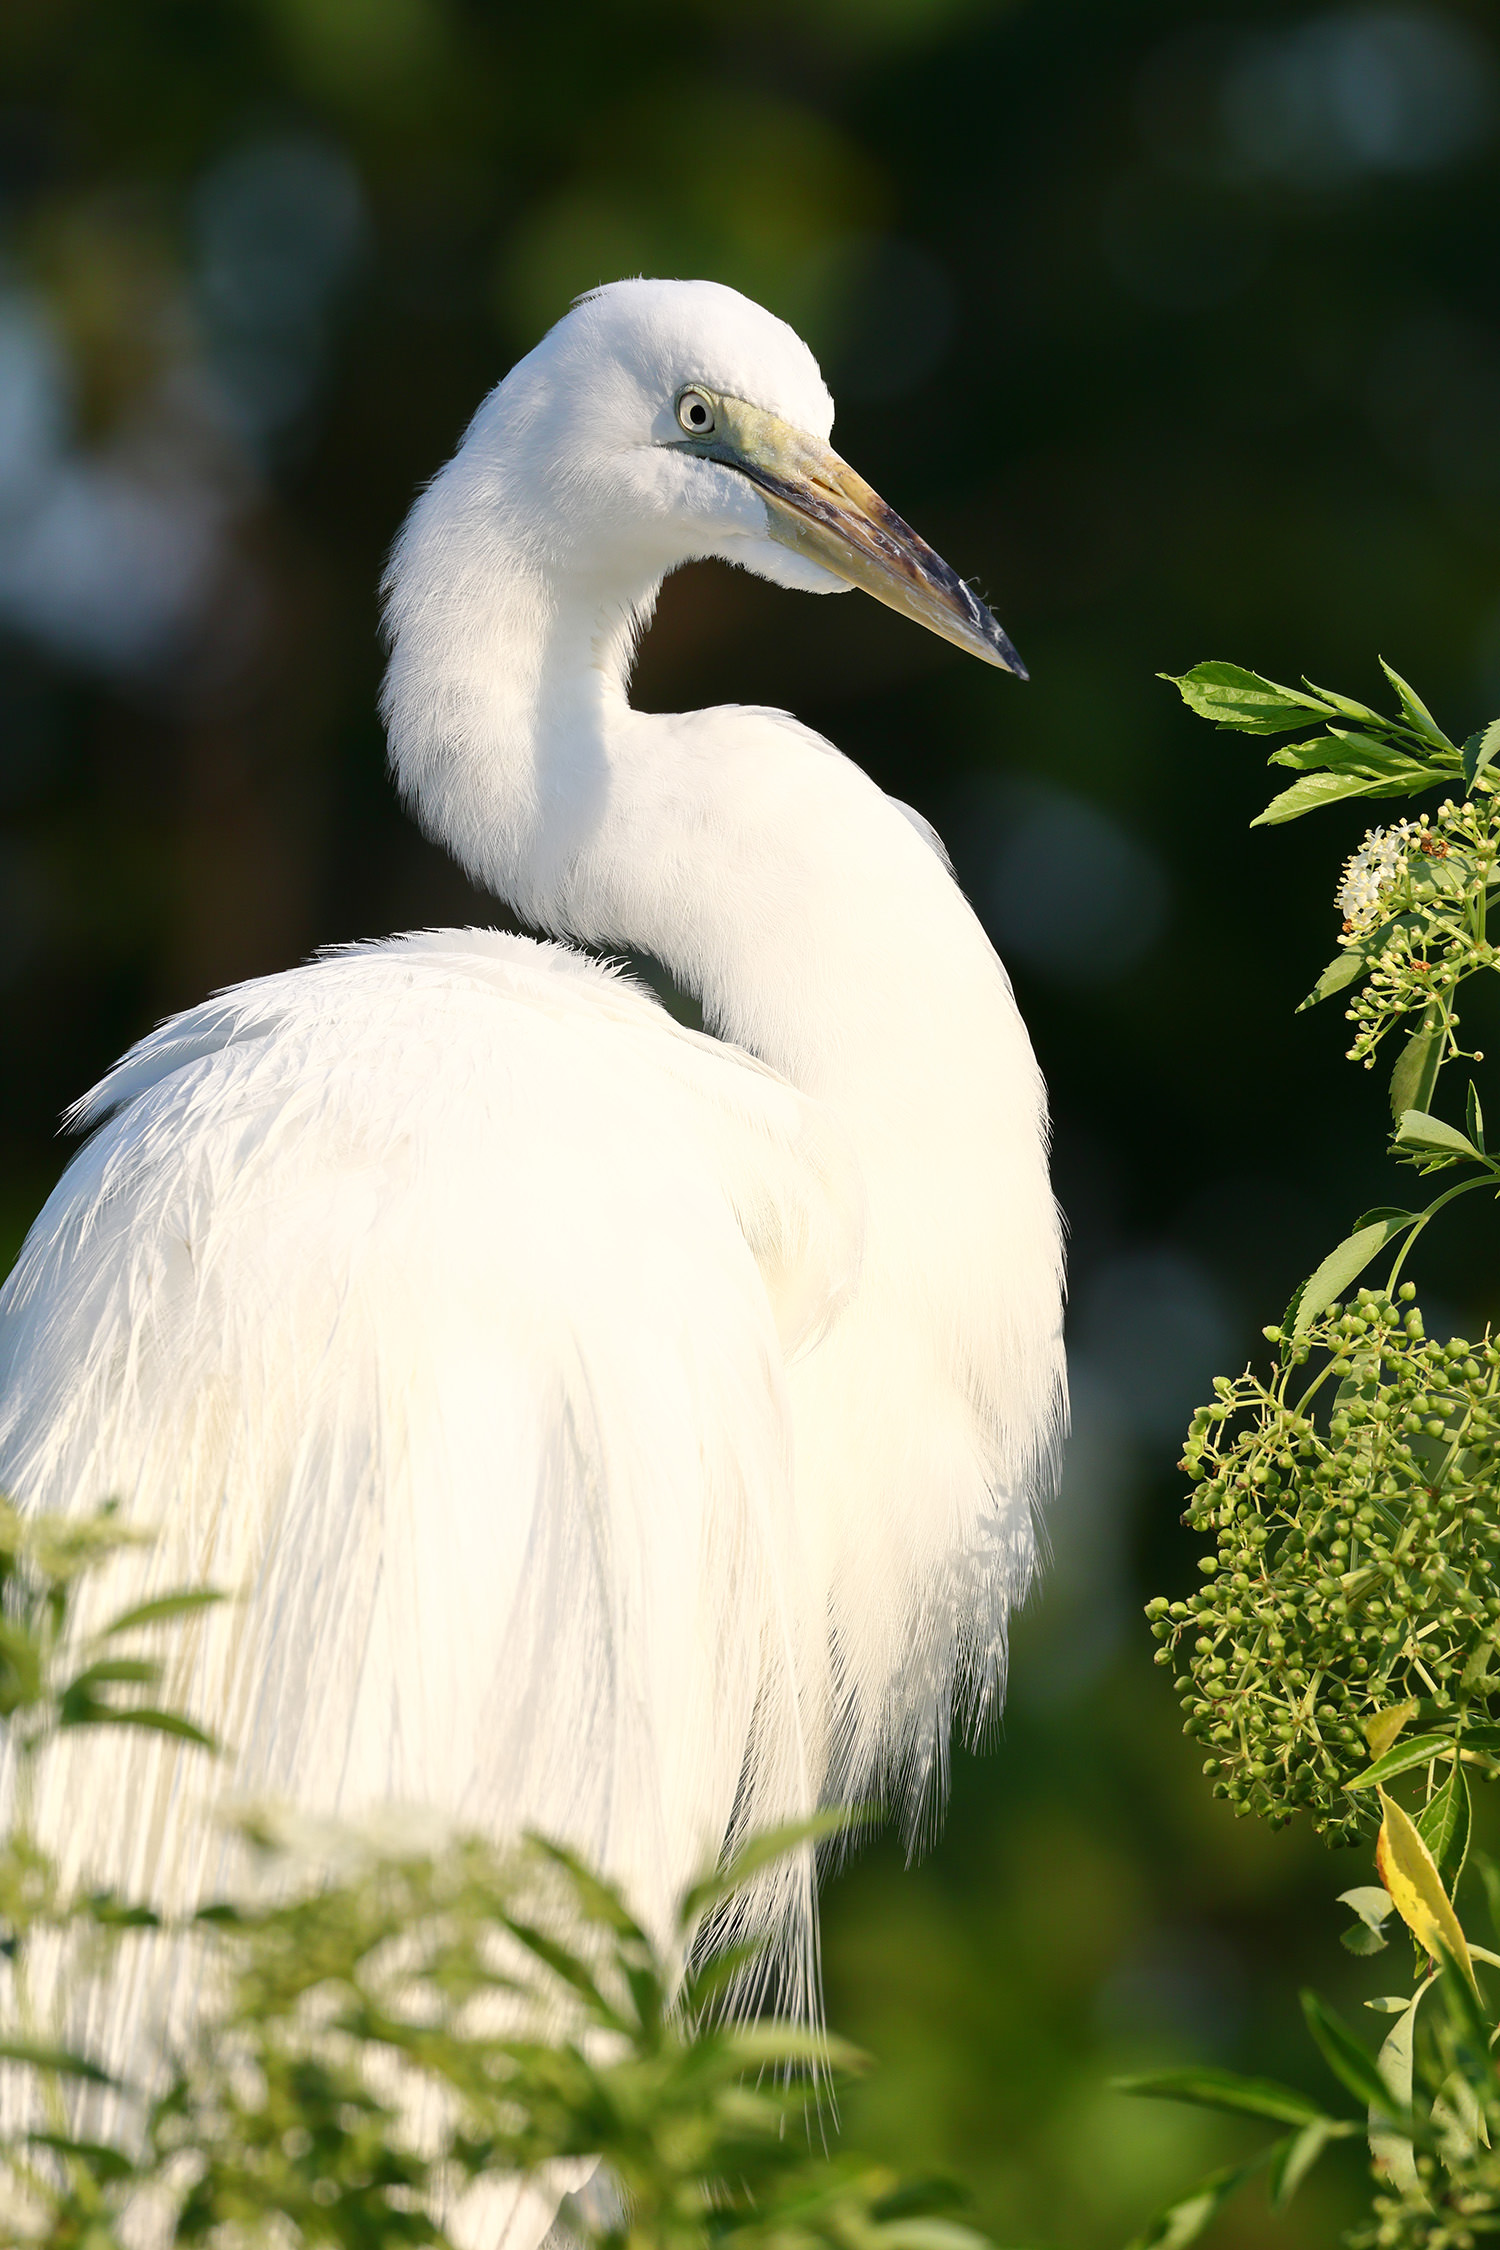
676 389 715 436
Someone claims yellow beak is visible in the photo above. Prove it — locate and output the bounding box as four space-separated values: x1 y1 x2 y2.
678 390 1026 678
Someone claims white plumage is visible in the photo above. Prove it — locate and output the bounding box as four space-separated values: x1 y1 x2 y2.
0 279 1065 2227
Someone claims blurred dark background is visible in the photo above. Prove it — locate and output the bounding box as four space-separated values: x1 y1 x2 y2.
3 1 1498 2241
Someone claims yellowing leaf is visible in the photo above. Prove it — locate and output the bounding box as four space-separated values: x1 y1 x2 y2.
1375 1789 1477 1991
1366 1704 1420 1760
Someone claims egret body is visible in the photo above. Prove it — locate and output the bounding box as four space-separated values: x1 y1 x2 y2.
0 280 1065 2212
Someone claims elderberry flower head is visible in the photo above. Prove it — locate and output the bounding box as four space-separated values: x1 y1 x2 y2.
1336 822 1416 935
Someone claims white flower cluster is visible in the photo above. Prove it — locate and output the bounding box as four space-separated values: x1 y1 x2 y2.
1336 820 1415 934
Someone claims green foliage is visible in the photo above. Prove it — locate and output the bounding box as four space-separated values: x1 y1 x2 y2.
0 1510 990 2250
1157 1288 1500 1842
1133 660 1500 2249
1159 663 1461 827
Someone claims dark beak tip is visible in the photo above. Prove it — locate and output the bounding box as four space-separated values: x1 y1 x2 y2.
987 622 1028 681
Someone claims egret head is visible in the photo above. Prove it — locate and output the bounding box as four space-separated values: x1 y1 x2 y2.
461 277 1026 678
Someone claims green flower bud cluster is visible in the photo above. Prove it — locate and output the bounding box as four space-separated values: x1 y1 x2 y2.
1354 2161 1500 2250
1341 799 1498 1075
1147 1288 1500 1841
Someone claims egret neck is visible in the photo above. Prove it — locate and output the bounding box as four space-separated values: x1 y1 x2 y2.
383 484 1065 1820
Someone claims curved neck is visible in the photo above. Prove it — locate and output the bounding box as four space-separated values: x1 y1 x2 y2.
380 467 1017 1118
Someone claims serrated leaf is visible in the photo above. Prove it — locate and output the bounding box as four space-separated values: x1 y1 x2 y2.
1303 679 1385 725
1161 661 1331 734
1376 1788 1478 1990
1380 658 1456 752
1393 1109 1480 1161
1461 1638 1496 1693
1112 2067 1326 2126
1267 732 1430 781
1390 1026 1443 1123
1299 950 1366 1010
1464 714 1500 793
1268 733 1367 771
1251 770 1437 827
1293 1215 1415 1335
1346 1733 1451 1789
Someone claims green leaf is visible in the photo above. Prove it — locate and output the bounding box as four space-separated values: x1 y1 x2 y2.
1345 1733 1453 1789
1268 2116 1350 2210
1417 1763 1471 1888
1370 1989 1428 2196
23 2131 137 2183
1434 1944 1492 2076
1339 1886 1394 1935
84 1890 161 1929
875 2225 990 2250
1268 733 1365 771
1340 1922 1388 1956
1302 679 1386 726
1298 950 1366 1011
677 1807 863 1930
56 1704 219 1750
1123 2148 1276 2250
1461 1637 1496 1693
1463 714 1500 793
62 1658 162 1696
1112 2067 1327 2126
1338 1884 1392 1954
525 1835 651 1945
1293 1214 1415 1335
1251 770 1441 828
1474 1849 1500 1945
728 2023 868 2073
1266 731 1436 787
1301 1990 1405 2121
1367 1702 1421 1757
100 1588 227 1638
1161 661 1331 734
0 2037 116 2087
1467 1082 1487 1155
1389 1024 1443 1122
1393 1108 1481 1162
1266 734 1432 782
1380 658 1457 752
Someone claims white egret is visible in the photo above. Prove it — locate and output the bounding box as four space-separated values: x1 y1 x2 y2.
0 278 1065 2222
